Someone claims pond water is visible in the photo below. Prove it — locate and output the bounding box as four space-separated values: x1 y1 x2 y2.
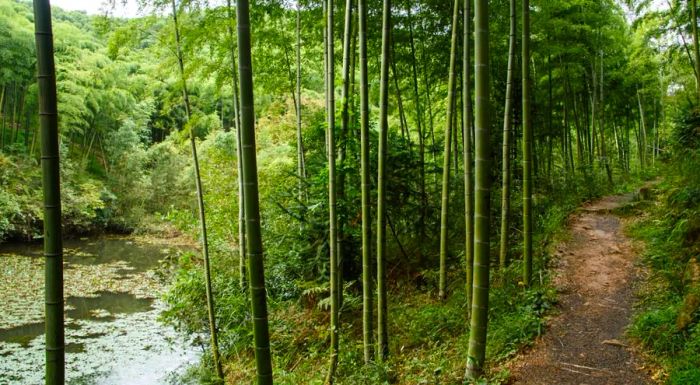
0 237 200 385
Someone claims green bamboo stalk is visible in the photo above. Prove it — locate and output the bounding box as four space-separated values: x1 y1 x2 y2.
358 0 373 364
637 89 647 170
693 0 700 101
406 5 426 244
33 1 65 383
522 0 533 287
323 0 329 155
499 0 516 269
170 1 224 379
296 1 307 201
466 0 491 378
325 0 340 381
376 0 391 362
237 1 274 383
600 50 612 185
462 0 474 305
226 0 247 291
439 0 460 300
336 0 354 313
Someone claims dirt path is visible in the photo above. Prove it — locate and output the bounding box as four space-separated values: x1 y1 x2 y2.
507 193 651 385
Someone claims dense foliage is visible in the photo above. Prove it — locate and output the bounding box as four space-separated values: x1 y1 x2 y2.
6 0 700 383
625 106 700 384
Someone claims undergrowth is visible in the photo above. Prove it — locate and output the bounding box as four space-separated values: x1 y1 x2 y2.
625 162 700 384
162 169 632 385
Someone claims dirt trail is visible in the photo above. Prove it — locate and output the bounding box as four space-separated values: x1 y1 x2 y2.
508 193 651 385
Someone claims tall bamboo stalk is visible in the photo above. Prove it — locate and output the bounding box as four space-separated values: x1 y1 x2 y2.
237 1 274 383
438 0 460 300
522 0 533 287
337 0 354 311
500 0 516 269
358 0 373 364
33 2 64 383
637 89 647 170
296 1 307 201
466 0 491 378
692 0 700 101
226 0 247 291
325 0 340 381
376 0 391 361
462 0 474 304
170 0 224 380
406 5 426 243
599 50 612 184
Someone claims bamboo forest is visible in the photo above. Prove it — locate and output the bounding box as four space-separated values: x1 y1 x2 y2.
4 0 700 383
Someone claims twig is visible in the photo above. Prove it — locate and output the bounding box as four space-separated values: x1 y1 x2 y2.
560 367 588 375
560 362 610 372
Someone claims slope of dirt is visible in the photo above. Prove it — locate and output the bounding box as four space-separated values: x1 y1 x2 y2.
507 194 651 385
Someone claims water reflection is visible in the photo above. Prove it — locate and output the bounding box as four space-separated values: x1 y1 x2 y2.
0 237 198 385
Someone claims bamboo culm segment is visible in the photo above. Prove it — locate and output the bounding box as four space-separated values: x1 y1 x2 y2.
33 1 65 383
358 0 373 364
463 0 474 306
439 0 461 301
237 0 274 383
466 0 491 379
500 0 516 269
170 0 224 379
693 0 700 101
296 1 307 203
522 0 533 287
325 0 340 382
376 0 391 361
226 0 247 293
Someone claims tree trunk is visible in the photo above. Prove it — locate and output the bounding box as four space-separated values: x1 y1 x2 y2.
11 84 19 144
33 2 65 383
419 25 438 186
323 0 329 155
1 85 6 150
407 5 426 245
325 0 341 381
522 0 533 286
390 45 411 151
323 0 341 376
692 0 700 101
237 1 274 383
466 0 491 378
171 0 224 379
296 1 307 200
599 51 612 184
572 90 583 167
637 89 647 170
226 0 247 291
24 98 30 152
17 86 27 147
358 0 373 364
376 0 391 362
336 0 354 311
453 91 460 175
463 0 475 303
499 0 516 269
438 0 460 300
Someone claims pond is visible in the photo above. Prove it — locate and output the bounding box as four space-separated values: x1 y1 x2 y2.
0 237 200 385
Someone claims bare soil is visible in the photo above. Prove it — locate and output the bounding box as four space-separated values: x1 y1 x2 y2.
507 193 652 385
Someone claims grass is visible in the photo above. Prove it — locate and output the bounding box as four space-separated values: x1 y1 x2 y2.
204 267 555 385
624 175 700 384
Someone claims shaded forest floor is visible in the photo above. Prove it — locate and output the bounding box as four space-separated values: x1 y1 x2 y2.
506 192 653 384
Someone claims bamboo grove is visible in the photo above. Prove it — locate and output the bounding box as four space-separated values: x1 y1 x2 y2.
14 0 690 383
